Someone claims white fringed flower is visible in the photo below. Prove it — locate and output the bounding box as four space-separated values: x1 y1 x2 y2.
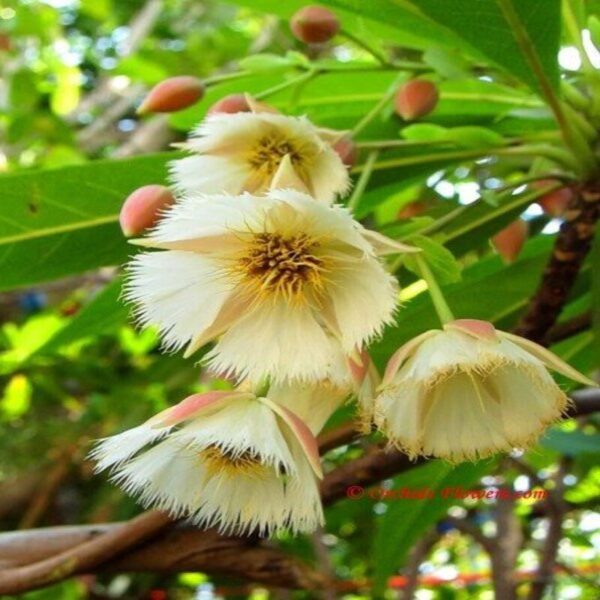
91 389 324 535
269 380 350 434
126 189 415 382
375 319 595 462
170 108 350 202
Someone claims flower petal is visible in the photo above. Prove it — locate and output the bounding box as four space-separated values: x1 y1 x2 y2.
125 250 231 353
183 291 248 358
169 154 250 196
326 255 398 350
498 331 597 386
270 153 310 194
207 299 337 382
382 330 439 385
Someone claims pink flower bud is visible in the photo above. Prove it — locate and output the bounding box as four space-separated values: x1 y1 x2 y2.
290 5 340 44
397 200 427 220
532 180 574 217
120 185 174 237
0 34 11 52
394 80 439 121
491 219 528 263
332 135 357 167
137 76 205 115
207 93 251 115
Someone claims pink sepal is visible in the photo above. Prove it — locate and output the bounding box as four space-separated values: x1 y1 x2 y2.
259 397 323 479
149 390 251 428
445 319 498 342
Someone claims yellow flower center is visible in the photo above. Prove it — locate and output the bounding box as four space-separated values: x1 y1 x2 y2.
201 446 267 478
238 232 325 300
248 134 303 176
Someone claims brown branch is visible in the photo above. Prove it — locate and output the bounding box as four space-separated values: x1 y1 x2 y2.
491 487 521 600
400 529 439 599
0 472 43 520
0 510 172 594
0 524 325 591
545 311 592 345
321 447 423 505
527 459 569 600
317 422 359 453
19 450 72 529
515 182 600 343
445 517 496 555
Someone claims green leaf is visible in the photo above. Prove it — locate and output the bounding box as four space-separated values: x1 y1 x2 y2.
33 277 127 356
401 123 505 148
409 0 561 93
541 429 600 456
423 46 471 79
372 460 492 594
1 374 32 419
401 123 448 142
591 224 600 365
238 53 295 73
0 153 172 291
226 0 465 51
50 64 81 116
406 235 462 284
445 125 505 149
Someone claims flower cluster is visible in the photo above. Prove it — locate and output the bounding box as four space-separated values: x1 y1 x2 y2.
94 99 594 536
95 100 415 534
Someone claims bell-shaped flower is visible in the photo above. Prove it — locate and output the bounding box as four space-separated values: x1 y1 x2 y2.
375 319 595 462
170 101 350 202
126 189 416 382
91 388 324 535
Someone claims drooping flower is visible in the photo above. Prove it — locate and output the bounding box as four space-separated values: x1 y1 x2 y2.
269 379 350 434
91 388 324 535
169 106 350 202
126 189 415 382
375 319 595 462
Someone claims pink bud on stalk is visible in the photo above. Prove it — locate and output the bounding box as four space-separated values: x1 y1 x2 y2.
120 185 174 237
491 219 528 263
397 200 427 220
137 76 205 114
532 180 574 218
290 5 340 44
207 94 252 115
332 135 357 167
394 80 439 120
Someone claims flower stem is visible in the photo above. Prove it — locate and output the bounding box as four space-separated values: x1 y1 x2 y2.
350 77 403 137
414 253 455 325
204 70 252 86
254 69 319 101
351 143 578 175
347 150 379 212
